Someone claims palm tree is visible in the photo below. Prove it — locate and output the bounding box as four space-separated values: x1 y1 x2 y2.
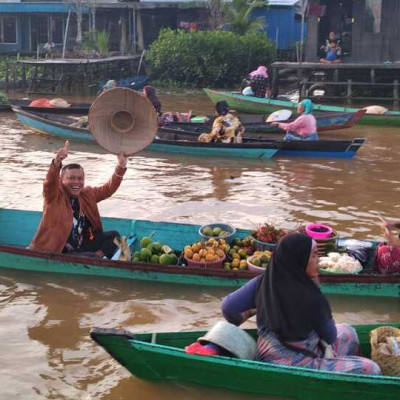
224 0 268 35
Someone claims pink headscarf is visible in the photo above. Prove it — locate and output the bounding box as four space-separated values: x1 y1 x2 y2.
249 66 268 79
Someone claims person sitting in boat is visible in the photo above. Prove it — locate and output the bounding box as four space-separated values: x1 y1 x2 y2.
143 85 191 125
198 101 244 144
272 99 318 141
220 233 381 375
248 66 271 98
143 85 162 115
29 141 128 259
375 219 400 274
102 80 117 92
320 32 342 64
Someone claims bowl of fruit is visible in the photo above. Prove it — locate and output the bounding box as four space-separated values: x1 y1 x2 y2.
252 223 288 251
184 238 228 269
199 223 236 243
247 251 272 274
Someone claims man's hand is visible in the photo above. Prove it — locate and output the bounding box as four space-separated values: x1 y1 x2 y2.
54 141 69 167
117 153 128 169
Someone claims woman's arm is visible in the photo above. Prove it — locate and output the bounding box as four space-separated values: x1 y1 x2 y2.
314 318 337 345
277 115 307 132
221 275 262 325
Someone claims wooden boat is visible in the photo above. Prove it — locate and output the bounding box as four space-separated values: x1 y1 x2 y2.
91 323 400 400
12 107 278 160
98 75 148 92
157 127 366 159
204 88 400 127
0 99 90 114
165 109 365 133
12 107 365 159
1 208 400 298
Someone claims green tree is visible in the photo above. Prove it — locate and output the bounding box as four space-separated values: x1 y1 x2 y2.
224 0 268 35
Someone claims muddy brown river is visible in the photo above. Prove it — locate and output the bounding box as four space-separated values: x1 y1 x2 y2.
0 91 399 399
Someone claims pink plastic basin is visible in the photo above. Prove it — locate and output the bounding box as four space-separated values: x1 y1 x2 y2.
305 223 333 239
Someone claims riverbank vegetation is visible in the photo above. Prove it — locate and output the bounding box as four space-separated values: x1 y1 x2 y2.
147 29 274 87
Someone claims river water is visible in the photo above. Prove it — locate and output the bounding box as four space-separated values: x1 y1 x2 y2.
0 91 400 399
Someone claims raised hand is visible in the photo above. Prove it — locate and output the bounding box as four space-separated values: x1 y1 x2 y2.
54 141 69 167
117 152 128 169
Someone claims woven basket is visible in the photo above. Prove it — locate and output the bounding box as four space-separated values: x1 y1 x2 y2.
88 87 158 155
370 326 400 376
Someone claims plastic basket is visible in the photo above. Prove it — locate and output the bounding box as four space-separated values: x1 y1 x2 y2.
184 254 226 270
246 255 267 274
199 223 236 244
252 237 277 252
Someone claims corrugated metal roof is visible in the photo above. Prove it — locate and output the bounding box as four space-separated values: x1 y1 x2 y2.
268 0 300 5
138 0 300 5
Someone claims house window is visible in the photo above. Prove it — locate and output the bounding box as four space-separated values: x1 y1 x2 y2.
51 17 64 44
1 16 17 44
364 0 382 33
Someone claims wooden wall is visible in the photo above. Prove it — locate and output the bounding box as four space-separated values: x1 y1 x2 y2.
306 0 400 63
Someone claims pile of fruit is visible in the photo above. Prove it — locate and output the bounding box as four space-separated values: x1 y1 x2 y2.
224 236 256 270
201 225 232 238
252 223 288 243
248 250 273 269
132 236 178 265
184 238 228 263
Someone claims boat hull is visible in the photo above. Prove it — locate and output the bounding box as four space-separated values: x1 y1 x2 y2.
1 208 400 297
13 107 364 159
91 325 400 400
204 89 400 127
166 109 365 133
13 107 278 159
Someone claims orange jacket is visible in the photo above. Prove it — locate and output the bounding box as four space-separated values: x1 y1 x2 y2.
29 160 126 253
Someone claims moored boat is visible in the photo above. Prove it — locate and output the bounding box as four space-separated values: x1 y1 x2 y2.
1 99 90 114
90 323 400 400
165 109 365 133
204 88 400 127
12 107 365 159
1 208 400 297
157 127 365 159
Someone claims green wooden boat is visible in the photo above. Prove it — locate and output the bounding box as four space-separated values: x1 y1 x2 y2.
91 323 400 399
1 207 400 297
204 89 400 127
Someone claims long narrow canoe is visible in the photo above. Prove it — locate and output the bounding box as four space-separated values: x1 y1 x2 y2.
158 127 366 159
204 88 400 127
166 109 366 133
0 99 90 114
91 323 400 400
12 107 365 159
1 208 400 297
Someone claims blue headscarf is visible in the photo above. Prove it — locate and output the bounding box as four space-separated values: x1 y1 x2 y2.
300 99 314 114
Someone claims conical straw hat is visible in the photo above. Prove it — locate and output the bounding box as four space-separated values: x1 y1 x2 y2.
198 320 257 359
88 87 158 155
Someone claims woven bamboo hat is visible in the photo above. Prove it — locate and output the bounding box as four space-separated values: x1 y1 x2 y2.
88 87 158 155
198 321 257 360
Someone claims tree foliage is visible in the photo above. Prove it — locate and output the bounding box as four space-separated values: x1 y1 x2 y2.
224 0 268 35
147 29 275 87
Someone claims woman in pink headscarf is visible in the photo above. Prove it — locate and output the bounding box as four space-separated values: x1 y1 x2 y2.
249 66 270 98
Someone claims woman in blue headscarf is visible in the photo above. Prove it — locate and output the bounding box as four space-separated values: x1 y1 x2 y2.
272 99 318 141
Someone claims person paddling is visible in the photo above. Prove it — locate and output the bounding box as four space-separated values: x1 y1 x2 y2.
272 99 318 141
29 141 128 259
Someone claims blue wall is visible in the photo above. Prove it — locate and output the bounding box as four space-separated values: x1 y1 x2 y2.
253 7 306 50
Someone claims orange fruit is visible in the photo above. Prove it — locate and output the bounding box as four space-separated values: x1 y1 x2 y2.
184 249 194 259
206 253 214 262
192 253 201 261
